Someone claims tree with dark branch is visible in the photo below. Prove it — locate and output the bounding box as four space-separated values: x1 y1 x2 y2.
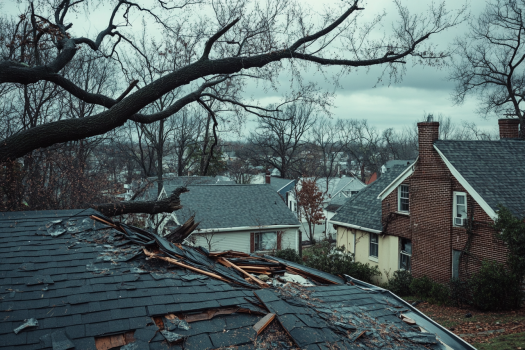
450 0 525 137
0 0 466 215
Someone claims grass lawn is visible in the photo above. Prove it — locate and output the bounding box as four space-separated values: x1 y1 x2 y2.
473 332 525 349
405 299 525 349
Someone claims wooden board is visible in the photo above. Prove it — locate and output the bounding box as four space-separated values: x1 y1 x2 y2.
253 313 276 335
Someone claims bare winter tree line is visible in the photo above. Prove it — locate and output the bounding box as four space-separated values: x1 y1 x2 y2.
0 0 488 214
231 109 498 184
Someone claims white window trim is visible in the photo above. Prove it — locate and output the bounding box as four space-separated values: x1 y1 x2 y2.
453 191 467 227
254 231 278 252
398 184 410 213
369 233 379 260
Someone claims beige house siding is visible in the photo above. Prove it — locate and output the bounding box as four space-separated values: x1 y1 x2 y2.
336 226 400 284
190 228 298 254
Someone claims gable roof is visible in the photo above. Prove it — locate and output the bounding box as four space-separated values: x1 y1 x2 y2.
434 139 525 218
0 209 474 350
331 165 410 232
175 185 300 230
139 176 236 201
268 177 295 194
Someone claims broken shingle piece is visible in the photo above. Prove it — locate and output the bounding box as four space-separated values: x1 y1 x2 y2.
160 330 184 343
13 318 38 334
51 330 75 350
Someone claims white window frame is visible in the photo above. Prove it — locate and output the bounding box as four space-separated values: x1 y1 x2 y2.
369 233 379 261
398 184 410 213
453 191 467 227
399 238 411 271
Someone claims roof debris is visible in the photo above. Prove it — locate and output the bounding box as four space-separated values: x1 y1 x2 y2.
13 318 38 334
0 209 476 350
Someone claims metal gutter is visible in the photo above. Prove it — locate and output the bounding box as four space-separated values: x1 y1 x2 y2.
343 275 477 350
329 220 382 234
193 224 301 233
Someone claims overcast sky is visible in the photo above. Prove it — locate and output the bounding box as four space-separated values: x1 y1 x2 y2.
1 0 499 136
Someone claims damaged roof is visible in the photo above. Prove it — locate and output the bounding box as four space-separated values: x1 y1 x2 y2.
175 185 300 230
0 209 474 350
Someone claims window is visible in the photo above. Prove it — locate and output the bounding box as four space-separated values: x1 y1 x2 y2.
453 192 467 227
254 232 277 251
398 184 409 212
399 238 412 271
369 233 379 258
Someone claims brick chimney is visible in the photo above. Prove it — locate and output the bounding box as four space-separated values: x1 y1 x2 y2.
417 116 440 165
498 118 520 139
265 170 271 184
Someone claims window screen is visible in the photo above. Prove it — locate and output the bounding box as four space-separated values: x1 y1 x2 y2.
254 232 277 251
400 238 412 271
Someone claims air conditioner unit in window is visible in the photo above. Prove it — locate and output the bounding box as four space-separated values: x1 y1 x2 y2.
454 217 465 226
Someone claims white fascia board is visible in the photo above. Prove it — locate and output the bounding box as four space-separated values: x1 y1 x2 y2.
377 158 418 200
329 220 382 234
434 145 497 220
276 180 294 193
194 224 301 233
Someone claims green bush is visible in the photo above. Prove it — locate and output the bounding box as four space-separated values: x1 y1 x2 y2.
386 270 413 296
449 278 472 308
271 248 303 265
303 240 381 283
470 260 523 311
410 275 433 299
429 282 450 305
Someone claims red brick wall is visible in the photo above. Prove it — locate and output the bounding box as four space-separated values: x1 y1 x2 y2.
381 125 507 282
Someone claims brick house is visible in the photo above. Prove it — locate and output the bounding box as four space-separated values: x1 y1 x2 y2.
333 118 524 283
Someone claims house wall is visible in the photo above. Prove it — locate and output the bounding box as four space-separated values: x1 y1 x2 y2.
381 122 507 283
336 226 399 284
190 228 299 254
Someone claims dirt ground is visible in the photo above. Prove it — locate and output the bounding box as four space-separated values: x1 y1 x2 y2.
411 301 525 349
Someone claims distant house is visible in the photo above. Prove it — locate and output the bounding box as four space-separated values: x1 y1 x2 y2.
333 118 524 284
330 164 411 283
176 185 301 253
288 176 366 241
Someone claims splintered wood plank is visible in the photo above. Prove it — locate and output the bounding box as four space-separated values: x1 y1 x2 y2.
95 331 135 350
219 258 269 288
253 313 276 335
143 249 229 283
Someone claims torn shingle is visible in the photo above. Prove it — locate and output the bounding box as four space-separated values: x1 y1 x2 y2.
13 318 38 334
51 330 74 350
160 330 184 343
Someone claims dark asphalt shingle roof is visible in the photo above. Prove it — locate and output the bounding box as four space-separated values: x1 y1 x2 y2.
435 139 525 218
176 185 300 230
0 210 266 350
331 165 409 231
0 209 472 350
140 176 236 201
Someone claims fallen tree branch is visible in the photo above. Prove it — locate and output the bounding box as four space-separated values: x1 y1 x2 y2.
90 187 188 217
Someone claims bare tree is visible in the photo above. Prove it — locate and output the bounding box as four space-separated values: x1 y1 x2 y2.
248 103 316 179
450 0 525 137
0 0 467 163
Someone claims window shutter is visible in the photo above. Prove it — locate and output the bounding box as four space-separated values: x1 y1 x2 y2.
250 232 254 253
277 231 282 250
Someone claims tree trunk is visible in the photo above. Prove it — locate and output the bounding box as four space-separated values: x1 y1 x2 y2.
91 187 188 217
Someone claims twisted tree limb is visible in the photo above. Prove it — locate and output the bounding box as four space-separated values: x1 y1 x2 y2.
90 187 188 217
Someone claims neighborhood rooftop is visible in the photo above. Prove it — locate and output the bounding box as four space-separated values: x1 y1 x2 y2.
434 139 525 218
176 185 300 230
0 209 474 350
331 165 411 232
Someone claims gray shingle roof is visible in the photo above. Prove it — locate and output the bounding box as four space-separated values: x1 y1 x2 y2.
176 185 300 230
0 209 266 350
139 176 236 201
330 165 410 231
434 139 525 218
